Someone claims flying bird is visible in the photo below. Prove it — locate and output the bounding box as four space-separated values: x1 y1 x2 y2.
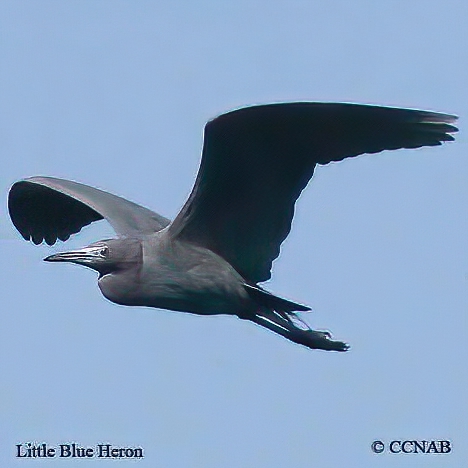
8 103 458 351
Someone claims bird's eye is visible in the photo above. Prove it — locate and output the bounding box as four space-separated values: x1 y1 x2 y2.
100 247 109 257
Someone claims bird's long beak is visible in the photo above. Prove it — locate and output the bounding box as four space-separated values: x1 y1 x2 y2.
44 245 106 265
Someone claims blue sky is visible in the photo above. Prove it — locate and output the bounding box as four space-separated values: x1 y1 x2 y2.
1 1 467 467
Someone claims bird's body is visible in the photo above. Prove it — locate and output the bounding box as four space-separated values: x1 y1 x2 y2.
8 102 458 351
102 232 250 315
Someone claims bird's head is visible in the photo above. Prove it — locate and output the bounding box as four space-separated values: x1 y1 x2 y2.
44 238 142 277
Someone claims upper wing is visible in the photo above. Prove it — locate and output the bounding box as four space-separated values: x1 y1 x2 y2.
169 102 458 283
8 176 171 245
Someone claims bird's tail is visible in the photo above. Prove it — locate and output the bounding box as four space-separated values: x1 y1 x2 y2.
243 284 349 352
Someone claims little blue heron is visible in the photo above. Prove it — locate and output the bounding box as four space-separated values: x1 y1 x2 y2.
8 103 457 351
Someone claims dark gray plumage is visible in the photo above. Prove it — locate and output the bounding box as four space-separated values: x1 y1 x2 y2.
8 103 458 351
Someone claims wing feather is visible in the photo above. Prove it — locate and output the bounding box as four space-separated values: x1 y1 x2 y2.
170 103 457 282
9 176 170 245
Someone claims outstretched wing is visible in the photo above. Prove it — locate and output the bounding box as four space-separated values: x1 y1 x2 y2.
169 103 457 283
8 176 171 245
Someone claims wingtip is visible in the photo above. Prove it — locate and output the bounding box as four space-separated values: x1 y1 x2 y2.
418 110 459 134
421 111 458 124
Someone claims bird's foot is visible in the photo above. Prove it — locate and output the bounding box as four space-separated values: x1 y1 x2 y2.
304 329 350 352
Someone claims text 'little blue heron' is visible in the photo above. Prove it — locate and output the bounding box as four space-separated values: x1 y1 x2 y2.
8 103 458 351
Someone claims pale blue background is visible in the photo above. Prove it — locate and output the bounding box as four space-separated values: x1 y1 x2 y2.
1 2 467 467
